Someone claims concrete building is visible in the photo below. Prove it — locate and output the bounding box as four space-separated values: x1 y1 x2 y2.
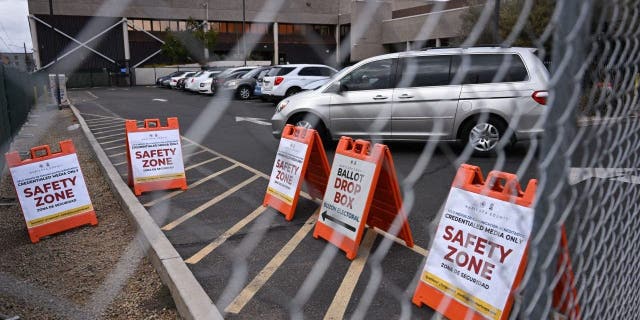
27 0 474 73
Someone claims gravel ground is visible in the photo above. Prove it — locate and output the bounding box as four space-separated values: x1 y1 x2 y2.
0 103 179 320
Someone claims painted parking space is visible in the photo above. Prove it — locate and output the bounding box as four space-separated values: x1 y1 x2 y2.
72 88 443 319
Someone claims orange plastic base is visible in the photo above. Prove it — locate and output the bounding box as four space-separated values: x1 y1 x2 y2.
313 219 359 260
132 178 188 196
28 210 98 243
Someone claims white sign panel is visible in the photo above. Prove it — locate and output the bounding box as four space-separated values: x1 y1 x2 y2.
127 129 185 183
319 154 376 240
267 137 308 205
10 154 93 228
421 187 533 320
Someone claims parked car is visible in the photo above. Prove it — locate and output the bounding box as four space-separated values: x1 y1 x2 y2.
271 47 550 155
220 67 270 100
185 71 217 92
253 67 272 100
202 66 259 95
156 71 184 86
261 64 338 102
169 72 196 89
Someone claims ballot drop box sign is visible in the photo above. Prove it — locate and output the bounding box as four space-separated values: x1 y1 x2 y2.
421 187 533 320
320 153 376 240
127 129 185 184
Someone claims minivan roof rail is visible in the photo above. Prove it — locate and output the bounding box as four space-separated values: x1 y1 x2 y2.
420 44 514 50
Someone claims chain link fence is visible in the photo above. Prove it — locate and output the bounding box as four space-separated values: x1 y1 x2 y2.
0 65 47 174
1 0 640 319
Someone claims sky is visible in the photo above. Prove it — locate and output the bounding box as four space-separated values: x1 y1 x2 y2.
0 0 32 53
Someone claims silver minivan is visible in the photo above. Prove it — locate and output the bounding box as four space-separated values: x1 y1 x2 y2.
270 47 549 154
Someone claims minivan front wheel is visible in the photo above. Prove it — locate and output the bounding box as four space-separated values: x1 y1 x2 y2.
288 113 331 146
461 117 507 155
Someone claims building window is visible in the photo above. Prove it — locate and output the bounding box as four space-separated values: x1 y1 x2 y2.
132 19 143 31
151 20 160 31
178 21 186 31
279 23 294 35
170 20 178 31
142 20 152 31
159 20 169 31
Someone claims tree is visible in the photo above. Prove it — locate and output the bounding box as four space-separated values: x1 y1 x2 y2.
160 17 218 64
458 0 556 50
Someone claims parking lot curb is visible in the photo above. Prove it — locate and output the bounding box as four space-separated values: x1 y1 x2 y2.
70 105 223 320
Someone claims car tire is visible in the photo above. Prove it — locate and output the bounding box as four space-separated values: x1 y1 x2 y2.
288 113 331 147
460 115 509 156
237 86 252 100
285 87 301 97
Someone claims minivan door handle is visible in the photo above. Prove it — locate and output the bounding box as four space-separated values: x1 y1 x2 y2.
372 95 388 100
398 94 414 99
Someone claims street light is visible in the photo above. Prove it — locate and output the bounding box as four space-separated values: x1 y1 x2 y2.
242 0 246 66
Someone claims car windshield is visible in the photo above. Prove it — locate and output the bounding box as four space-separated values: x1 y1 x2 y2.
267 67 295 77
241 68 262 79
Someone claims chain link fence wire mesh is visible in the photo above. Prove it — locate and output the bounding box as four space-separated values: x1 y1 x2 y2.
2 0 640 319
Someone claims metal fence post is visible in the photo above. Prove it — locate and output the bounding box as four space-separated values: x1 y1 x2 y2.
520 0 594 318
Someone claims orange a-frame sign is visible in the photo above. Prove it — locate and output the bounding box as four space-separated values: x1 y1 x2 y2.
125 118 187 196
313 137 414 260
412 164 537 320
264 124 330 221
5 140 98 243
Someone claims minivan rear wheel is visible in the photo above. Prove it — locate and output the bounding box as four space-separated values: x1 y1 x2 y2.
461 116 508 155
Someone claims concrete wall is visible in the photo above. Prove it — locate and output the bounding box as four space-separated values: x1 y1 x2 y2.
349 0 392 62
382 7 468 44
28 0 340 24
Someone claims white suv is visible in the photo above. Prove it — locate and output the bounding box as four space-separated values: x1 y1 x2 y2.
261 64 337 102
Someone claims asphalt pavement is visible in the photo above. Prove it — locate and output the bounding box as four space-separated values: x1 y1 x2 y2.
69 86 540 319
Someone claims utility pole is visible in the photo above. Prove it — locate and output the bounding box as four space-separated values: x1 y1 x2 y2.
493 0 501 44
49 0 61 106
202 2 209 63
242 0 247 66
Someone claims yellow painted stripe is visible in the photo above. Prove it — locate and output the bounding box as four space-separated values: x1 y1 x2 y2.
143 163 237 207
225 210 319 314
185 206 268 264
103 144 125 151
184 157 220 171
95 132 125 140
323 228 377 320
113 161 127 166
161 174 260 231
100 137 126 145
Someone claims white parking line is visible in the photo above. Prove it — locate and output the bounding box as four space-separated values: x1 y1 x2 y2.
113 161 127 166
143 163 238 207
184 149 207 158
161 174 261 231
185 205 268 264
85 118 121 125
225 210 319 314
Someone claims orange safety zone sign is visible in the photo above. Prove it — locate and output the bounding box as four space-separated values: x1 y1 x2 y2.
125 118 187 196
5 140 98 243
313 137 414 260
263 124 330 221
412 164 537 320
